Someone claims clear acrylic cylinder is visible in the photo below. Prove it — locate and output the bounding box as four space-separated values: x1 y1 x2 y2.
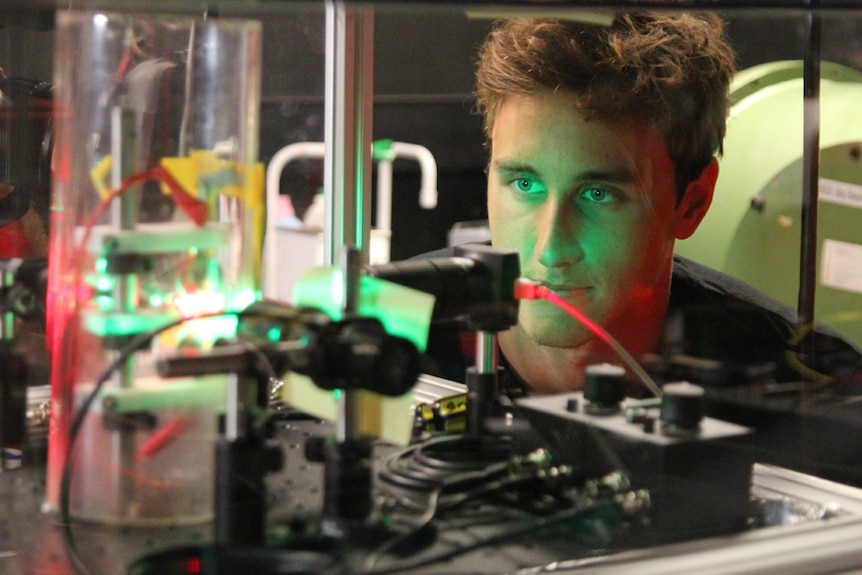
45 11 262 525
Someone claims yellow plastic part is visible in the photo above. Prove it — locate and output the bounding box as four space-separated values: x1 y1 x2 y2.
279 372 416 445
89 155 113 199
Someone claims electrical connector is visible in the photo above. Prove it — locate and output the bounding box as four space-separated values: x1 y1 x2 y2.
513 278 545 300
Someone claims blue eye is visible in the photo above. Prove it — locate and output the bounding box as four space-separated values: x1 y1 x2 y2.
580 186 614 204
510 177 546 195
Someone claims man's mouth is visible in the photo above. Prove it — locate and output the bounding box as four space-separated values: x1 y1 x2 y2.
534 281 593 296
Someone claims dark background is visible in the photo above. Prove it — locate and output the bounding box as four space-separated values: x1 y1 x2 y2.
3 5 862 260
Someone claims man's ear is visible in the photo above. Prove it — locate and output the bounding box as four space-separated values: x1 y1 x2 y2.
674 157 718 240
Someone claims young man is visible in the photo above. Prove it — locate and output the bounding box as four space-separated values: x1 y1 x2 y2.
427 13 861 394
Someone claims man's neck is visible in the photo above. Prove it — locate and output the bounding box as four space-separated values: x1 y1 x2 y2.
498 306 667 395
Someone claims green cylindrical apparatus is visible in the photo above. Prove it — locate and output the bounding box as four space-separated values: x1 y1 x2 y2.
676 60 862 347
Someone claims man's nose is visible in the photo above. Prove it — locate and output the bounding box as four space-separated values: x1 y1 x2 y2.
534 198 585 268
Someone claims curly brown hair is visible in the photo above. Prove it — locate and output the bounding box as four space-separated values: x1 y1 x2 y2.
475 13 736 199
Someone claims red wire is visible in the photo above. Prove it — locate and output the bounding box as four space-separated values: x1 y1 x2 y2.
62 167 209 398
512 278 662 397
513 278 614 349
535 287 618 352
135 416 194 462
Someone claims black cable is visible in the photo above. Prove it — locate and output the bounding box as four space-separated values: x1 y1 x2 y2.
362 487 443 571
363 497 606 575
381 449 509 494
367 472 526 571
370 437 587 573
378 434 511 493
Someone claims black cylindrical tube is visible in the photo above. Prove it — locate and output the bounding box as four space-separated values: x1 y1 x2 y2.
366 257 475 321
465 368 497 437
323 439 373 522
214 437 267 547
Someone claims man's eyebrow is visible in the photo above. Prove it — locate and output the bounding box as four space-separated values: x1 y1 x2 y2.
491 160 538 174
492 160 637 184
576 168 638 184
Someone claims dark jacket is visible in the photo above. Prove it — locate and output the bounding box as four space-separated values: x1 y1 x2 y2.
412 247 862 393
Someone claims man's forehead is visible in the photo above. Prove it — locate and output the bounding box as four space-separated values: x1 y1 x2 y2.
492 95 666 160
492 92 662 142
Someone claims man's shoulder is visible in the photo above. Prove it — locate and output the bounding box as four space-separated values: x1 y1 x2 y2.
670 255 796 320
669 255 862 378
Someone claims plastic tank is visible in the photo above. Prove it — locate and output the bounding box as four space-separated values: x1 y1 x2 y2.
675 61 862 347
45 11 262 525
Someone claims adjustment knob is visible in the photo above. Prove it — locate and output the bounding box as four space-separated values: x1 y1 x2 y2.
583 363 626 415
660 381 705 435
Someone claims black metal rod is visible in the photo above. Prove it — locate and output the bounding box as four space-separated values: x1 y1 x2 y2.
798 6 822 373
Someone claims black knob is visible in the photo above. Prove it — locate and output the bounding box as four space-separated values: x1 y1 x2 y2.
304 435 330 463
660 381 705 435
266 444 285 472
583 363 626 414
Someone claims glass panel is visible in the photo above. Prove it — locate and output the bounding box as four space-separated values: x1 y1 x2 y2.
2 3 862 575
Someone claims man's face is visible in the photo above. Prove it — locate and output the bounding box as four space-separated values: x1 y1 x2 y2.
488 91 699 350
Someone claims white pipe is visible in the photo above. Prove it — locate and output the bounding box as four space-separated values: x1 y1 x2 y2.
390 141 438 209
376 158 393 232
264 142 325 298
264 139 438 297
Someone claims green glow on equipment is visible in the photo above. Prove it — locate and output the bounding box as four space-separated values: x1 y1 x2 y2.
178 315 238 348
84 310 181 337
95 295 114 312
267 326 281 343
293 266 434 352
228 287 260 312
95 275 114 292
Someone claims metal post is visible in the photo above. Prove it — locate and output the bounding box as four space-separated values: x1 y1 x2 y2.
336 246 362 443
475 332 499 376
323 1 374 267
110 105 139 516
798 6 821 377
